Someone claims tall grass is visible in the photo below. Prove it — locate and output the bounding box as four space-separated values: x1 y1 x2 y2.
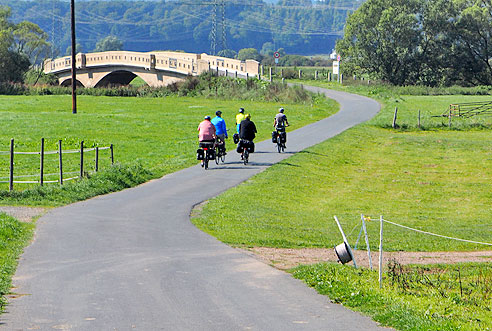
293 262 492 330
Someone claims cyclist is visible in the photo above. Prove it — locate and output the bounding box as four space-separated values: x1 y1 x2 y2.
274 107 289 129
235 108 246 133
239 113 257 142
197 115 216 167
211 110 228 154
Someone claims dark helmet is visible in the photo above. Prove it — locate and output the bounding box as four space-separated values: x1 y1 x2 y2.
216 110 222 116
239 108 244 113
279 107 284 113
204 115 211 120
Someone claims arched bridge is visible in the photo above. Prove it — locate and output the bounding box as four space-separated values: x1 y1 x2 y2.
43 51 260 88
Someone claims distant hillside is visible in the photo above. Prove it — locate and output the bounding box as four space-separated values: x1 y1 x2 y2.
0 0 363 56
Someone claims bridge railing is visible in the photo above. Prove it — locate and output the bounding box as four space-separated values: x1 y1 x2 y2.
43 51 260 79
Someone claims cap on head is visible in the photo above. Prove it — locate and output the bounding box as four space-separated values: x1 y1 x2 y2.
279 107 284 113
216 110 222 116
245 113 251 119
239 108 244 113
204 115 211 120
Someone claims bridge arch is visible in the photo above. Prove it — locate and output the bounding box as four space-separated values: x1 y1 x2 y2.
94 70 140 88
60 78 84 88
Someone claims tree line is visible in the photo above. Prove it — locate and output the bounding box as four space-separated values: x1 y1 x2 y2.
2 0 360 57
337 0 492 86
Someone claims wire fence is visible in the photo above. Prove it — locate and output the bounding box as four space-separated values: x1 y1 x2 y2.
1 138 114 191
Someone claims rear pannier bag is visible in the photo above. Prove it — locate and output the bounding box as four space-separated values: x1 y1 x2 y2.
280 132 287 143
196 149 204 160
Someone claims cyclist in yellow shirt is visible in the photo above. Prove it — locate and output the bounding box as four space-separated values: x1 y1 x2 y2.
235 108 246 133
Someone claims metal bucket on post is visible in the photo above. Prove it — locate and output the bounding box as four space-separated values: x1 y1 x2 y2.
334 242 353 264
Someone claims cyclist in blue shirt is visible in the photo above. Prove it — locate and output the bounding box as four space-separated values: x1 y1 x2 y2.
211 110 228 154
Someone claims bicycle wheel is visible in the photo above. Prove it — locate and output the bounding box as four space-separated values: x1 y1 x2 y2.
204 150 209 169
281 143 285 152
277 141 282 153
215 147 220 165
220 151 226 163
243 148 249 165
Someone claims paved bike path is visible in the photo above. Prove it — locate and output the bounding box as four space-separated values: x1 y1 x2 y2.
3 87 387 330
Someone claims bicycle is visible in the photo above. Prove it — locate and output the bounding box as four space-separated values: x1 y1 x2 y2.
215 137 226 165
239 139 253 165
198 141 215 170
273 126 288 153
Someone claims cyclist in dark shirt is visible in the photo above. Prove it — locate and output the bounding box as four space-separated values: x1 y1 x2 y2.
239 114 257 141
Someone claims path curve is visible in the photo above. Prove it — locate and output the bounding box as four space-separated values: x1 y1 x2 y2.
2 87 386 330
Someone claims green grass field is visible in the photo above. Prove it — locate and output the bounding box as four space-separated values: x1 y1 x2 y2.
0 94 336 204
293 262 492 331
0 213 34 312
192 94 492 252
190 87 492 329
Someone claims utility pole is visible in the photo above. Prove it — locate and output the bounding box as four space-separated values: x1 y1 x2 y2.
70 0 77 114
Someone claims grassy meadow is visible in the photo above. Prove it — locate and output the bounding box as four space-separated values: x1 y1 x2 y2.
192 93 492 252
190 86 492 329
293 262 492 331
0 213 34 312
0 94 336 205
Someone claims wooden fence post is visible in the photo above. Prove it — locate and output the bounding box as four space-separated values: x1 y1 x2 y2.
315 70 318 80
269 67 272 82
110 144 114 165
58 140 63 185
298 69 302 79
392 107 398 128
95 147 99 172
418 110 421 129
40 138 44 186
80 141 84 179
9 138 14 192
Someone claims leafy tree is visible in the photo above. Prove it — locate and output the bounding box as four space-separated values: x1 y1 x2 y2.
336 0 456 86
24 67 57 85
217 49 237 58
449 0 492 85
260 42 275 56
0 6 32 83
237 48 262 61
13 21 50 64
94 35 124 52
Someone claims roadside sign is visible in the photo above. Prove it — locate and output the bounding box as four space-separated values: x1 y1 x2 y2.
337 54 341 61
274 58 279 64
333 60 340 75
273 51 280 59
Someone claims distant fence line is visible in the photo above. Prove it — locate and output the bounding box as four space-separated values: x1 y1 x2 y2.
0 138 114 191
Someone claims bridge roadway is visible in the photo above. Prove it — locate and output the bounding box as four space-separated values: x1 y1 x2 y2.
2 86 388 330
44 51 260 88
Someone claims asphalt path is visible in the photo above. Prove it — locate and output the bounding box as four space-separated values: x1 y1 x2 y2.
2 86 387 330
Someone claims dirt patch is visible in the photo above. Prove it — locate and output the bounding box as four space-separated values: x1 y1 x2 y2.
240 247 492 270
0 206 47 222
